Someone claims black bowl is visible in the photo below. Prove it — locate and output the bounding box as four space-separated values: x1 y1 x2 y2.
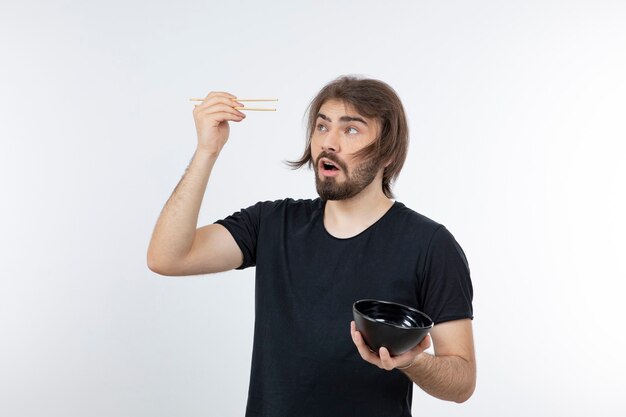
353 299 433 356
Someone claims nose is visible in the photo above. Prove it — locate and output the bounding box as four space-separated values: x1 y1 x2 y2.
321 128 340 153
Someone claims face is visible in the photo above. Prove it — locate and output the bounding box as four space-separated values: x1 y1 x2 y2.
310 100 382 200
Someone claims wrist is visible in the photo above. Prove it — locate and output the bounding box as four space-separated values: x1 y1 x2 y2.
396 351 429 371
396 355 419 370
396 360 416 370
194 146 221 160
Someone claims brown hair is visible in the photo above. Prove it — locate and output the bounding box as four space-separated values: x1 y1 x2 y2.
287 75 409 198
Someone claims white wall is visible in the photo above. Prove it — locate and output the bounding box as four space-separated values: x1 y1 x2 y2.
1 1 625 416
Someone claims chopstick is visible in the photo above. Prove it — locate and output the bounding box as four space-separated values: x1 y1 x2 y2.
234 107 276 111
189 98 278 102
189 97 278 111
234 99 278 102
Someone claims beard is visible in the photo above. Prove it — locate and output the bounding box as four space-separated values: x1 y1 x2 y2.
314 151 382 201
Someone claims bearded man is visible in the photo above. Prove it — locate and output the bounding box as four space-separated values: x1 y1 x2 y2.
148 76 476 416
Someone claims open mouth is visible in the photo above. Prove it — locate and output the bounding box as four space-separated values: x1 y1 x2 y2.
318 158 342 176
322 161 339 171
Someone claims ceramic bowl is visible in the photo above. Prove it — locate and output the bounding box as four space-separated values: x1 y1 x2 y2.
353 299 433 356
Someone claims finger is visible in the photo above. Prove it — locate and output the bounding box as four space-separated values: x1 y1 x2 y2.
195 96 245 111
201 103 246 119
194 93 238 108
194 103 246 120
201 111 245 124
351 327 382 366
194 95 243 112
393 349 419 368
203 91 238 101
378 347 396 371
350 321 365 345
379 347 414 370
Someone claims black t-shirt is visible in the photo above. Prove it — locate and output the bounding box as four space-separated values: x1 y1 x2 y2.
216 198 473 417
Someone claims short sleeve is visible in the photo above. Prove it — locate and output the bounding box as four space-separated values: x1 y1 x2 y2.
214 202 264 269
419 226 473 324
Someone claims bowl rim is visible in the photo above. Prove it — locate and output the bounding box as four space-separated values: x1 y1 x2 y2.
353 299 434 330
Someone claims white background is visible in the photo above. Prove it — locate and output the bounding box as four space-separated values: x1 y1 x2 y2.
1 0 625 416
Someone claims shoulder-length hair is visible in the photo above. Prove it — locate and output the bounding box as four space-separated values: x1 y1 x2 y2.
287 75 409 198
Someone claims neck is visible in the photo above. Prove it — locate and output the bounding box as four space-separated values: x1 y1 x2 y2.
323 179 394 239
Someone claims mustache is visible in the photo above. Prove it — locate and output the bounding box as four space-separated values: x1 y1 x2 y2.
315 151 347 171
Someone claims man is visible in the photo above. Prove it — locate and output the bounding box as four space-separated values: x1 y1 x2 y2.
147 76 476 416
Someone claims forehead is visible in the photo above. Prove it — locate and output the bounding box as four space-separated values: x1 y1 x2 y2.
317 99 370 121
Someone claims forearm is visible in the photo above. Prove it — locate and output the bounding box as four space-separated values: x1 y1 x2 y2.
402 352 476 403
147 148 218 270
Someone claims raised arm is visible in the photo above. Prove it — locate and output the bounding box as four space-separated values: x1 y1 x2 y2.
147 92 246 276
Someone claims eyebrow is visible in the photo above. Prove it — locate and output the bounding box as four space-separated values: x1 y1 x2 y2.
317 113 368 126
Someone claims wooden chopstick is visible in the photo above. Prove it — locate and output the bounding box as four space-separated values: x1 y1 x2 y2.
233 98 278 102
189 97 278 111
189 98 278 102
234 107 276 111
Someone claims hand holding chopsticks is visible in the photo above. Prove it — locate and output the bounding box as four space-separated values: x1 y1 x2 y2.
190 97 278 111
191 92 277 155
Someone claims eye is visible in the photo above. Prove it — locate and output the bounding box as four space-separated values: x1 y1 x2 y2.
346 126 359 135
316 124 328 132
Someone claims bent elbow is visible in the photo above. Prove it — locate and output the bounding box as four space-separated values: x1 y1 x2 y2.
147 260 168 276
454 393 472 404
454 382 476 403
146 253 178 276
